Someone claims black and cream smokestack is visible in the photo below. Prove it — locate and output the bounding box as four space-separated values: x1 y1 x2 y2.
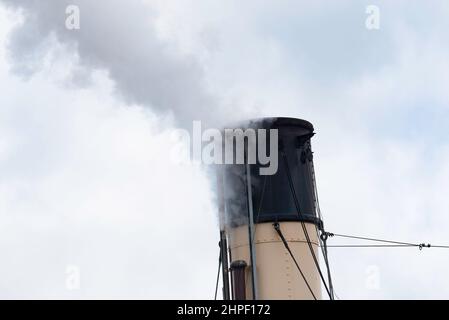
217 117 328 300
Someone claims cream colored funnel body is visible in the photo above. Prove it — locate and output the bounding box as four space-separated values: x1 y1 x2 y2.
228 221 322 300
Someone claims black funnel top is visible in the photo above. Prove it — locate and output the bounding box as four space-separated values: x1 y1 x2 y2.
223 117 322 227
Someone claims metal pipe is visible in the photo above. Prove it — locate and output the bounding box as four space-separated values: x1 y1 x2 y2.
219 230 231 300
245 161 258 300
217 167 231 300
230 260 247 300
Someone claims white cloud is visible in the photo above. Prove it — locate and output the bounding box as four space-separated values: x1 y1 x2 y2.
0 7 218 298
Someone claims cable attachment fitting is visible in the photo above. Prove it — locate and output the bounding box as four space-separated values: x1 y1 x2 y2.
321 232 334 241
418 243 431 250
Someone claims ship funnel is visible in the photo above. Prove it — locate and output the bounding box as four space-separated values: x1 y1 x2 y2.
217 117 324 300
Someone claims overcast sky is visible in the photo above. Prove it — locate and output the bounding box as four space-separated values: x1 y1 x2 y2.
1 0 449 299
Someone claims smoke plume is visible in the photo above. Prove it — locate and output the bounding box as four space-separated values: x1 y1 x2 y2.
1 0 228 127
